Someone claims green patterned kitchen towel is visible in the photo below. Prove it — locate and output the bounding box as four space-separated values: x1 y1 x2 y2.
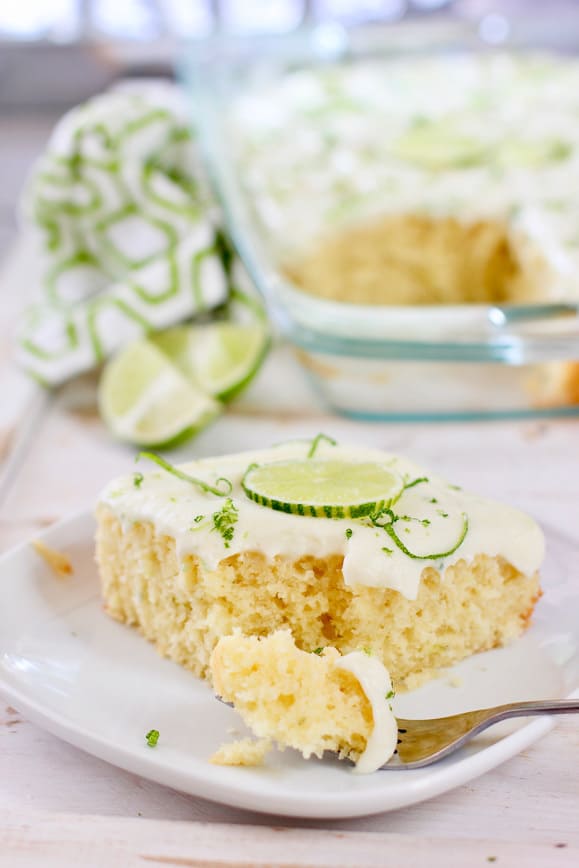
18 84 231 386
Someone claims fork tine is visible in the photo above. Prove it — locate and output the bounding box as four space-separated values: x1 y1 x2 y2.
385 710 494 767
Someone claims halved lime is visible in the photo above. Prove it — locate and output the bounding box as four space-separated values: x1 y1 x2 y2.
242 460 404 519
98 339 220 447
226 284 268 326
151 322 269 401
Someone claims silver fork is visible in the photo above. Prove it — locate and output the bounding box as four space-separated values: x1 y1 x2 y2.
384 698 579 769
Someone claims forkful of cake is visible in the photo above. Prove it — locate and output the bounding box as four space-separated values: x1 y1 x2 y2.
210 631 579 772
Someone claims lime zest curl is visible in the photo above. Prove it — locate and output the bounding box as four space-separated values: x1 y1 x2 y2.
307 433 337 459
137 452 232 497
402 476 429 491
371 506 469 560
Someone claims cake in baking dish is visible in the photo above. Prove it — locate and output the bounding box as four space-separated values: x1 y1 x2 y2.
230 54 579 406
95 436 543 692
232 54 579 308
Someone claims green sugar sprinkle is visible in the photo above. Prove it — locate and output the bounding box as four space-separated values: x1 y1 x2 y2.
437 510 449 518
307 432 337 458
212 498 238 548
138 452 232 497
312 647 324 655
145 729 159 747
382 547 393 556
345 528 353 539
194 514 205 523
386 689 395 700
399 514 430 527
133 472 144 488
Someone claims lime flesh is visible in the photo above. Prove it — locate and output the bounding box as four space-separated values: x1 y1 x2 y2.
98 339 220 447
151 322 268 401
242 459 404 519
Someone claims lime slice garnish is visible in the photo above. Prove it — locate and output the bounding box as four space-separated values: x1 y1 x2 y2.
496 137 572 168
151 322 269 401
98 339 220 447
242 460 404 519
391 123 489 170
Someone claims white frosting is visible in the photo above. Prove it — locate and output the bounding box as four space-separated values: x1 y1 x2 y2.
229 53 579 296
99 440 544 600
335 651 398 773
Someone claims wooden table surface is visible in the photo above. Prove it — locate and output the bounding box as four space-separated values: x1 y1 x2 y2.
0 118 578 868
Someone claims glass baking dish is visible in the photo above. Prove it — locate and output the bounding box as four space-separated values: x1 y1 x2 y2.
185 18 579 421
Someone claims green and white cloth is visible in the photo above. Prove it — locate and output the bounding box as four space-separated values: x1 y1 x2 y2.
18 84 231 386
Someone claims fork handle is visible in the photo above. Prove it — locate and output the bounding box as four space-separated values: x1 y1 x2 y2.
489 698 579 721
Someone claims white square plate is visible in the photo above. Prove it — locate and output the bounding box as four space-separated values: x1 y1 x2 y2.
0 511 577 819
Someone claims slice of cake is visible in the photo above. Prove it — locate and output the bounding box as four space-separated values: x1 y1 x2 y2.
210 630 398 773
96 436 543 691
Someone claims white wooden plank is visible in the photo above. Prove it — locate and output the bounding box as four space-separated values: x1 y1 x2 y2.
1 810 577 868
0 234 52 482
0 115 57 216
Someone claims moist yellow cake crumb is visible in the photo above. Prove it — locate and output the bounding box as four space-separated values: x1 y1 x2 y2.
96 505 540 691
32 539 73 579
286 216 579 409
211 631 376 765
210 737 271 767
285 215 546 306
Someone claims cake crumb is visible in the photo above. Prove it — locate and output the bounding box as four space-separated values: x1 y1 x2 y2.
448 676 463 688
211 738 271 767
32 540 73 579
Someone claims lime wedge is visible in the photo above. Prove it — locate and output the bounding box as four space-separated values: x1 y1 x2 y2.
242 460 404 519
98 339 220 447
151 322 269 401
226 284 268 326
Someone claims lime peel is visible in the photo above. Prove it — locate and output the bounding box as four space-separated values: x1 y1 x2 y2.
371 507 469 560
138 452 232 497
307 432 337 458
